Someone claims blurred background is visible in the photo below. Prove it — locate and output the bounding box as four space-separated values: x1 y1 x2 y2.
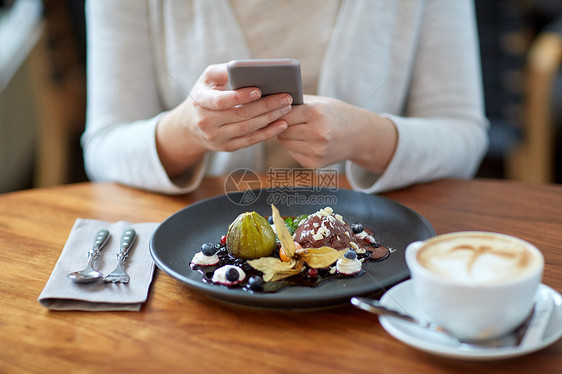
1 0 561 193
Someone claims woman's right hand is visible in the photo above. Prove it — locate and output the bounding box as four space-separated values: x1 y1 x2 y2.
156 63 293 177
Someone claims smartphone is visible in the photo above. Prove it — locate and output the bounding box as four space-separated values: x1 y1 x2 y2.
227 59 303 105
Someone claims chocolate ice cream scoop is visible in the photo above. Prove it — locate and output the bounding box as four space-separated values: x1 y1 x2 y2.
293 210 355 250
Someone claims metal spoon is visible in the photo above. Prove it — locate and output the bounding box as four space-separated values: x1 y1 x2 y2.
67 229 110 283
351 297 534 349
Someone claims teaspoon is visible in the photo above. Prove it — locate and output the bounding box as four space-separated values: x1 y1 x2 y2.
351 297 534 349
67 229 110 283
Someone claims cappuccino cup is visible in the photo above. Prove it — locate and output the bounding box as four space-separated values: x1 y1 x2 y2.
406 231 544 341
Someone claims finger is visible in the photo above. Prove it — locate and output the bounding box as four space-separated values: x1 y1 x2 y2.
195 86 262 111
201 63 230 89
219 104 292 140
277 102 310 125
227 93 293 121
223 120 289 151
278 148 324 170
199 93 292 133
276 137 309 152
276 122 310 141
193 63 263 110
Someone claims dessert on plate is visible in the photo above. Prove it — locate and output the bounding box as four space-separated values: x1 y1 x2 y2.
190 205 391 293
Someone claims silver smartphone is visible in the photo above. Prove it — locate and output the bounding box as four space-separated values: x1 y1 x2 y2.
227 59 303 105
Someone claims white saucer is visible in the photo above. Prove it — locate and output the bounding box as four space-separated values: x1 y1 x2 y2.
378 280 562 360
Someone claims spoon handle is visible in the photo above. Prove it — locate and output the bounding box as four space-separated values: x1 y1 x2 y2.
89 229 110 258
519 291 553 347
351 297 448 334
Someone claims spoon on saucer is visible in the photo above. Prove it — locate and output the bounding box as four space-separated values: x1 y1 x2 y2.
67 229 110 283
351 297 534 349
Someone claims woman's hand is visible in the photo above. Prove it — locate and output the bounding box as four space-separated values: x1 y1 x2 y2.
277 95 398 173
156 63 293 177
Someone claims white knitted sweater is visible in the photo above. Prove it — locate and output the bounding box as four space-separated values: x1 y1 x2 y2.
83 0 488 194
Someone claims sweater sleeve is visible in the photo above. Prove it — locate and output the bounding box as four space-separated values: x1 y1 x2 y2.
346 0 489 193
82 0 205 194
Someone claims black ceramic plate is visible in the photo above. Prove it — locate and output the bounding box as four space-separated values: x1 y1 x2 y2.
150 187 435 309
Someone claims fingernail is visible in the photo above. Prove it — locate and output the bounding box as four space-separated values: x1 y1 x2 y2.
250 89 260 99
285 95 293 105
280 105 292 114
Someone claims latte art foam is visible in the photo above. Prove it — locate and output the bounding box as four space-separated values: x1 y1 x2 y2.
416 233 542 284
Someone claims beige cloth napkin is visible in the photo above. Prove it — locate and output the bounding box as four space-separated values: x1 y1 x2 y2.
38 219 159 311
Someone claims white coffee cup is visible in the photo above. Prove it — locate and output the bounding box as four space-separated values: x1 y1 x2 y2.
405 231 544 341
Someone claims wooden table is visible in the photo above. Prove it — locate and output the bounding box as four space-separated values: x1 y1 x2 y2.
0 177 560 373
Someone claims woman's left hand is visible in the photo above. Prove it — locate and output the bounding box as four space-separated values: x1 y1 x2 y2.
277 95 398 173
